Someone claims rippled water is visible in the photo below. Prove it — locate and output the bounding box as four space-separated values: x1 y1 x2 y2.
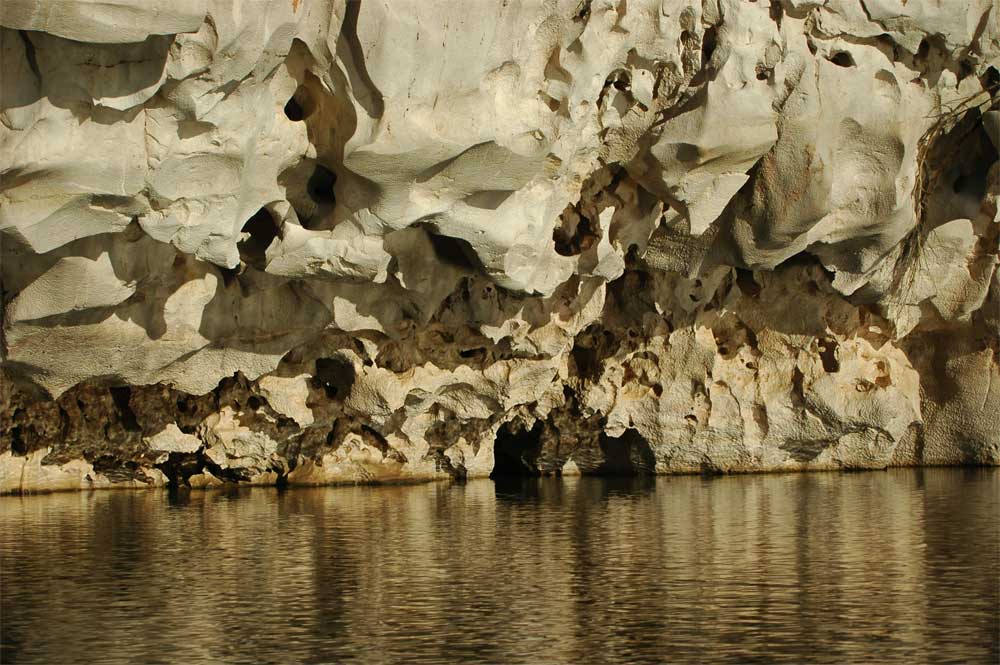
1 469 997 664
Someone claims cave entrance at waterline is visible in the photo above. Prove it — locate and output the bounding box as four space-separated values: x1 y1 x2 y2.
489 422 659 479
489 421 544 478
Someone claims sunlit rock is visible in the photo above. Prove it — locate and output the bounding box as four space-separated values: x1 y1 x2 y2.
1 0 997 492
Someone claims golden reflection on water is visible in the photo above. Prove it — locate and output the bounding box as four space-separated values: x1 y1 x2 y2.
1 469 997 664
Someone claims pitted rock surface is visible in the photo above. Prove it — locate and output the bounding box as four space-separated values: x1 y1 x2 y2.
1 0 998 491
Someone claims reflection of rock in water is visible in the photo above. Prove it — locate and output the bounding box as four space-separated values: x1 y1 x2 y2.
0 470 997 662
2 2 999 492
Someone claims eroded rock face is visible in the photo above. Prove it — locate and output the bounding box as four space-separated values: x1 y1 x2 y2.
1 0 998 492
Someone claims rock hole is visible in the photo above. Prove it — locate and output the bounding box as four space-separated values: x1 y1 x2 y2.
238 208 281 271
491 421 544 478
818 338 840 373
701 26 718 66
155 452 204 487
219 265 240 287
916 38 930 62
284 97 305 121
283 85 313 122
829 51 855 68
553 208 600 256
110 386 141 432
958 59 974 82
735 268 761 298
596 429 655 475
769 1 783 25
982 66 999 91
247 396 263 410
652 383 663 397
571 341 601 382
313 356 356 400
791 366 806 405
458 347 487 361
307 164 337 204
10 426 27 456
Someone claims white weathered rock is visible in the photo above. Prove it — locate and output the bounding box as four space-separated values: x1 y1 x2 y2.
1 0 997 492
145 424 202 455
1 0 205 44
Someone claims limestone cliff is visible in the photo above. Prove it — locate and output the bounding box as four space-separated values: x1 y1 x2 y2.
1 0 998 492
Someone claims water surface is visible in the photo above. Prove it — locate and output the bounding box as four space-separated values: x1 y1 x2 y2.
1 469 997 664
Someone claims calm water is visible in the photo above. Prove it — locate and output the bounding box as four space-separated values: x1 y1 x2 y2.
1 469 997 664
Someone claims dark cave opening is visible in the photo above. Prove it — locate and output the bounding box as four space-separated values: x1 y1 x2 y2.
10 426 26 456
596 429 656 475
218 265 240 287
284 84 314 122
829 51 855 68
490 421 544 478
313 356 357 400
701 26 717 66
307 164 337 205
238 208 281 271
284 96 305 121
735 268 762 298
818 338 840 373
110 386 141 432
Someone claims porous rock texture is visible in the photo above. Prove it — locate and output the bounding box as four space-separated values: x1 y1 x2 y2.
1 0 998 493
